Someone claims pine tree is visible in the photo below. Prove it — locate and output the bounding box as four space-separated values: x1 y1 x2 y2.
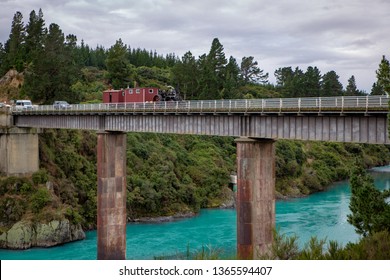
3 11 26 72
240 56 268 84
25 9 46 65
321 71 343 96
172 51 199 100
22 23 80 103
105 38 133 89
199 38 227 99
303 66 321 97
345 75 358 96
376 55 390 95
223 56 241 99
370 82 386 95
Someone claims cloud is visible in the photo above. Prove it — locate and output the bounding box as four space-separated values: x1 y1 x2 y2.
1 0 389 91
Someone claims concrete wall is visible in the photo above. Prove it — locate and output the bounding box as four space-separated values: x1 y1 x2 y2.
0 113 40 175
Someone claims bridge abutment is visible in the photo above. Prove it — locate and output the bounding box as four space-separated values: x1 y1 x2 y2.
235 137 275 259
97 131 127 260
0 113 40 176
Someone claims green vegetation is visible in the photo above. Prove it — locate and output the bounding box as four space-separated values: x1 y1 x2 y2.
348 165 390 237
259 229 390 260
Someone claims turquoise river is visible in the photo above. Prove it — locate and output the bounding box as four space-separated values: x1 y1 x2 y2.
1 166 389 260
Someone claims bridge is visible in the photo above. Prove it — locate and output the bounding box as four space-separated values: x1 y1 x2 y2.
1 95 389 259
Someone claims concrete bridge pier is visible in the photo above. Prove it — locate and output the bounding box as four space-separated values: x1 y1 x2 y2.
235 137 275 259
97 131 127 260
0 113 40 176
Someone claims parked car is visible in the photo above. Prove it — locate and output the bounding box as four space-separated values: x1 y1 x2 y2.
14 100 34 110
0 102 11 109
53 101 71 109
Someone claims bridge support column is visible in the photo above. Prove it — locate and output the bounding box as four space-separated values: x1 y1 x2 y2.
235 137 275 259
0 127 40 176
97 131 127 260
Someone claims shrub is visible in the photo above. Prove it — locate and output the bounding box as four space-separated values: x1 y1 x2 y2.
32 169 49 185
30 187 52 213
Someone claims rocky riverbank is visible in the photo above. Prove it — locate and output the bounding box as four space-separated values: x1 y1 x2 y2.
0 219 85 249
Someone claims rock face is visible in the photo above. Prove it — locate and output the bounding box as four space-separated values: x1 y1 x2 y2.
0 219 85 249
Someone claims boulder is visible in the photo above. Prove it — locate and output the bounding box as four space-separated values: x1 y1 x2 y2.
0 219 85 249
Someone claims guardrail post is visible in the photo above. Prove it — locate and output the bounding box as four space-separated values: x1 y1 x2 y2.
279 98 282 114
319 97 322 114
261 99 264 113
298 98 301 114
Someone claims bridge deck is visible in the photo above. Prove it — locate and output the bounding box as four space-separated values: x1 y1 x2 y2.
11 96 389 116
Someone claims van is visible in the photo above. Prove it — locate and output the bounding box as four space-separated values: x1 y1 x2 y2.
14 100 34 110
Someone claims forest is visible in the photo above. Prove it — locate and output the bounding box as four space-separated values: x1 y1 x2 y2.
1 9 389 105
1 9 390 245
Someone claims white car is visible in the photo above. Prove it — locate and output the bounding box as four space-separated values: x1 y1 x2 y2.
14 100 34 110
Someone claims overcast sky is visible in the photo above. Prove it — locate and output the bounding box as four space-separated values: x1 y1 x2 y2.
1 0 389 92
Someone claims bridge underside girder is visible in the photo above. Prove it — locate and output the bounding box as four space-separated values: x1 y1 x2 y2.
15 114 390 144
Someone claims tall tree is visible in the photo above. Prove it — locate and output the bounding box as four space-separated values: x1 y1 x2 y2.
22 23 80 103
370 82 386 96
223 56 241 99
321 71 343 96
199 38 227 99
240 56 268 84
376 55 390 95
345 75 358 96
25 9 46 65
106 38 133 88
274 66 305 97
275 66 294 87
172 51 199 100
3 11 26 72
90 45 107 69
303 66 321 97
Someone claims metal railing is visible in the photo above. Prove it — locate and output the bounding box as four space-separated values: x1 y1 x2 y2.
11 95 389 115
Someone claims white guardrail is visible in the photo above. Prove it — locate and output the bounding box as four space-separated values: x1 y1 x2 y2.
11 96 390 115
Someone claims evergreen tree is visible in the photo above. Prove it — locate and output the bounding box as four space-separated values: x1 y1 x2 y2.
3 11 26 72
274 66 306 97
22 23 80 103
370 82 386 96
345 75 358 96
172 51 199 100
199 38 227 99
275 66 294 87
0 43 5 71
347 165 390 237
303 66 321 97
106 38 133 88
240 56 268 84
90 45 107 69
223 56 241 99
376 55 390 95
321 71 343 96
25 9 46 65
